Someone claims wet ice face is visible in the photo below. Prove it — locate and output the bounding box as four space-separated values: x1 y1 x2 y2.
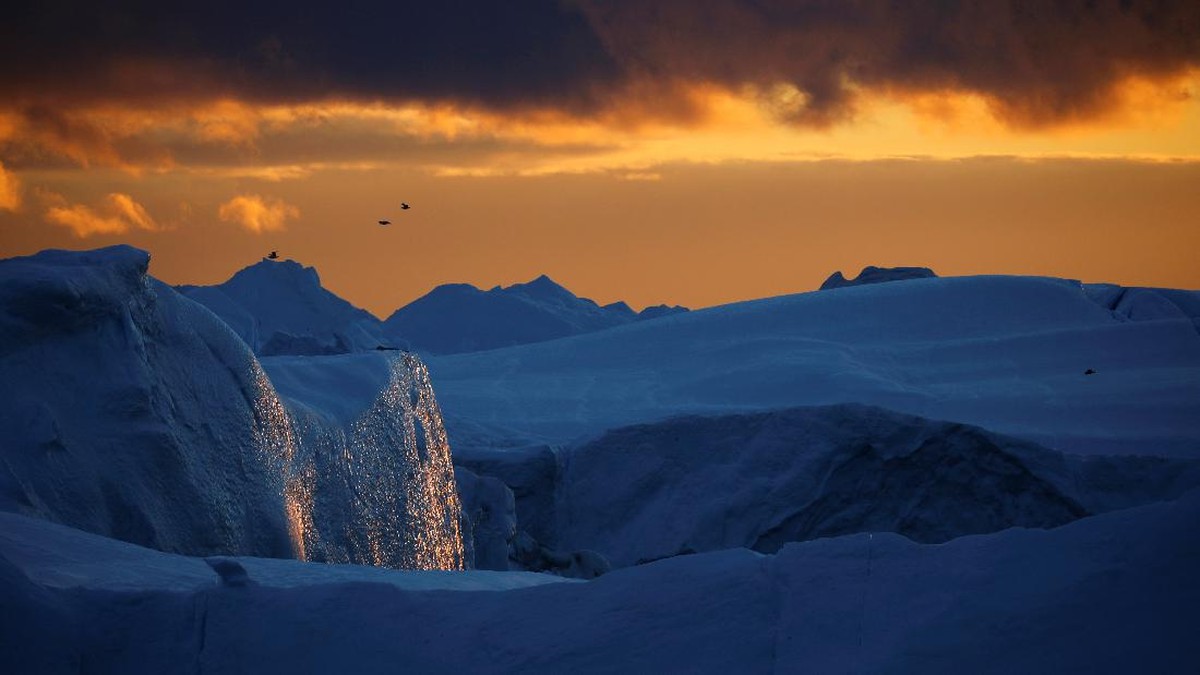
249 352 465 571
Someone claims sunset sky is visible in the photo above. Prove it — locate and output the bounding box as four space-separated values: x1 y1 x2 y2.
1 1 1198 316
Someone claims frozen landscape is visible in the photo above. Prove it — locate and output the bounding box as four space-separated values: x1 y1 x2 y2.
2 246 1199 673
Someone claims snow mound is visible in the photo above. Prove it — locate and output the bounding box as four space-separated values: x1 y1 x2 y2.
177 258 391 355
428 274 1200 457
820 265 937 289
0 246 292 557
2 488 1196 673
548 404 1200 567
382 274 687 355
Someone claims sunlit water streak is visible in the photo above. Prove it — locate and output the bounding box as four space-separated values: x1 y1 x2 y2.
248 352 465 570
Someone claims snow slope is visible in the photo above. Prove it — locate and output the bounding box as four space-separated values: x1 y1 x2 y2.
0 246 293 557
177 258 390 355
427 275 1200 456
2 489 1196 673
383 274 687 355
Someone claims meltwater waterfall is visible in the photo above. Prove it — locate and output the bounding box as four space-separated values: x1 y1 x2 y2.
249 352 466 570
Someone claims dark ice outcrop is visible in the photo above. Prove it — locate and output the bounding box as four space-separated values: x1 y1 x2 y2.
820 265 937 290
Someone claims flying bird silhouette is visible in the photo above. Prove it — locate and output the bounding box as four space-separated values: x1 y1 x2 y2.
267 251 279 260
378 220 391 226
400 203 411 210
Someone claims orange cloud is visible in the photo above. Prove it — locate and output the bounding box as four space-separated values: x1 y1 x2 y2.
106 192 157 231
0 162 20 211
1 69 1197 181
218 194 299 233
43 192 160 237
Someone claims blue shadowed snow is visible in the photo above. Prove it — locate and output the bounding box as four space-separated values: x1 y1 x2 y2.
427 275 1200 456
1 489 1197 673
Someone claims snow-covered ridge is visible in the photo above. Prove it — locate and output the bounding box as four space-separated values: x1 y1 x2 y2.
177 257 391 355
382 273 688 355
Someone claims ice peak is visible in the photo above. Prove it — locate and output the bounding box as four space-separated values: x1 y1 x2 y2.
231 257 322 289
512 273 571 298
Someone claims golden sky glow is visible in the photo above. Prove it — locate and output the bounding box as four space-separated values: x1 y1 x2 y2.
2 2 1199 314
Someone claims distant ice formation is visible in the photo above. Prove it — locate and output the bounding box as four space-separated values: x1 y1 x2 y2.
383 274 688 354
820 265 937 289
177 258 392 355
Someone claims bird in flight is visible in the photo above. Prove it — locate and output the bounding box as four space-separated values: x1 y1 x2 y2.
378 220 391 226
400 203 411 210
267 251 279 260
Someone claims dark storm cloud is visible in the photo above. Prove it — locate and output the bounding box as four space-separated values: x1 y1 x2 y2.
0 0 621 110
577 0 1200 126
1 0 1198 125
